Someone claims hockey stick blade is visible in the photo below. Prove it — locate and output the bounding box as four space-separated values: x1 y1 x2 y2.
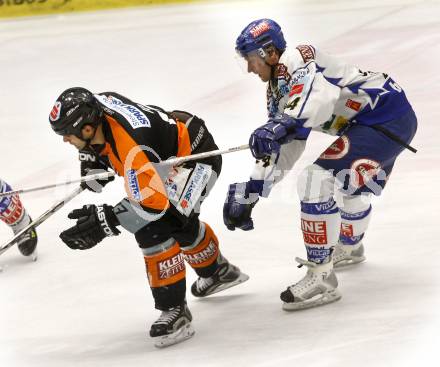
0 186 84 257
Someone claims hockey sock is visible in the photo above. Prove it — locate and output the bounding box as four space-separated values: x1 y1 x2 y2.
339 195 372 245
181 222 220 278
142 240 186 310
0 180 30 232
300 197 341 263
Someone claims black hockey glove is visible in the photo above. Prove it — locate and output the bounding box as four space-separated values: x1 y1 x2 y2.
223 181 261 231
59 204 120 250
79 149 114 193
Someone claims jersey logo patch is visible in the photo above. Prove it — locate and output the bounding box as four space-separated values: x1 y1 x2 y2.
319 136 350 160
296 45 315 63
127 169 141 201
346 99 362 111
351 159 381 188
95 94 151 129
289 84 304 97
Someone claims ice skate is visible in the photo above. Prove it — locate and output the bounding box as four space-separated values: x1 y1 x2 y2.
150 302 195 348
280 257 341 311
16 226 38 261
333 241 365 268
191 254 249 298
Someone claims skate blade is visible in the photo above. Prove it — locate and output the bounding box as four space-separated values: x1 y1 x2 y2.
153 323 195 348
334 256 365 269
282 289 342 311
195 272 250 298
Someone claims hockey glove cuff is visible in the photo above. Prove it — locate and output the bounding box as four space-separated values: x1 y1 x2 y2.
223 180 262 231
60 204 120 250
249 114 311 159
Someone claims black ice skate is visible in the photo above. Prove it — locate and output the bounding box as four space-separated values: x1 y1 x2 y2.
16 227 38 261
150 302 195 348
191 254 249 298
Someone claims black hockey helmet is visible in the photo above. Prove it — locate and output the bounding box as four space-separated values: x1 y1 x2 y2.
49 87 102 138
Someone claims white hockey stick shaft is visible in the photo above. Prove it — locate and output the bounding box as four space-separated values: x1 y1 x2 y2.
160 143 249 166
0 186 84 256
0 144 249 198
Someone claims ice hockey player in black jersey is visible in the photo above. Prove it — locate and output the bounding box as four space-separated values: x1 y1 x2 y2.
48 87 248 347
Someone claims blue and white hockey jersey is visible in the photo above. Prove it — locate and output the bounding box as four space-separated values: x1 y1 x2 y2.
251 45 412 195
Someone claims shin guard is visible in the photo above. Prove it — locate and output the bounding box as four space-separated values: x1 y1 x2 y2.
181 222 220 278
143 240 186 310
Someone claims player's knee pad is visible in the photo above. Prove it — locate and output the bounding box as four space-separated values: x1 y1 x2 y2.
339 194 372 241
180 222 219 269
297 164 335 203
142 239 186 288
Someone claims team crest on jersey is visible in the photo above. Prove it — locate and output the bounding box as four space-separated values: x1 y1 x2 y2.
49 101 62 122
351 159 381 188
296 45 315 63
319 136 350 160
95 94 151 129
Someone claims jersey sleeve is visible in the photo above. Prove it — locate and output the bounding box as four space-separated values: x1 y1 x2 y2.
280 45 342 129
250 139 306 197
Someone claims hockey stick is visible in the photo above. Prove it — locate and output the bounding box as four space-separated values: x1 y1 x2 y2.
0 144 249 198
0 186 84 258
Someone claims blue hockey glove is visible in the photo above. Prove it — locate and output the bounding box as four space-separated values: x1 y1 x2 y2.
249 114 310 159
223 180 262 231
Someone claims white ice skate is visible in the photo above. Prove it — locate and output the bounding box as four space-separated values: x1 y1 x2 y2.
281 257 341 311
333 241 365 269
191 254 249 297
150 302 195 348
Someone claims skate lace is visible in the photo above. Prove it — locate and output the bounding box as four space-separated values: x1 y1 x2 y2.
196 276 215 292
154 306 182 325
290 257 319 292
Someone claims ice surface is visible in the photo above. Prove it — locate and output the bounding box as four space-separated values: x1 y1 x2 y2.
1 1 439 366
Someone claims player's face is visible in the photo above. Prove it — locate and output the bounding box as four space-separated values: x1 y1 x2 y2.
62 134 87 150
245 52 272 82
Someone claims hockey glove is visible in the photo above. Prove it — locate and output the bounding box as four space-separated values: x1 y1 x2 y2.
223 180 262 231
59 204 120 250
249 114 311 159
79 148 114 193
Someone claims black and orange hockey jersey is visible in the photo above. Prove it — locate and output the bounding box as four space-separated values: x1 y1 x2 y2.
91 92 220 215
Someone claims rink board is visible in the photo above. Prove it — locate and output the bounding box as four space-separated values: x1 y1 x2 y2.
0 0 200 18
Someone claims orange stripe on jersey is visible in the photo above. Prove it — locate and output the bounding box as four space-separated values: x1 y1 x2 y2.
176 121 191 157
181 223 219 268
104 115 169 211
144 242 186 288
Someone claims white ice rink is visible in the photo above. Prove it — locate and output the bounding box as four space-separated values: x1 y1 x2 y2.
1 0 439 366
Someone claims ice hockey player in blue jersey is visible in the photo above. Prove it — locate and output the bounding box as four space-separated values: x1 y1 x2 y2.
224 19 417 310
0 177 38 259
